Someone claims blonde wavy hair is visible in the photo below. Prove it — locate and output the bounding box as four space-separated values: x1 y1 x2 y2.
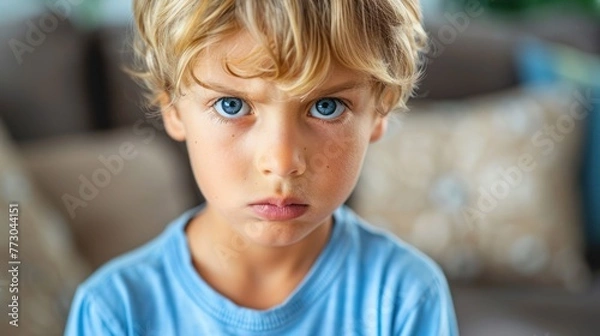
130 0 427 115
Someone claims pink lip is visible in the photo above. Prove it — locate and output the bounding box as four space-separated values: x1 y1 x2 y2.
249 197 308 221
251 197 306 207
250 204 308 221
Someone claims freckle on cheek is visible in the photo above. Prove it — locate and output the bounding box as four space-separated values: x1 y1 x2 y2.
231 134 235 138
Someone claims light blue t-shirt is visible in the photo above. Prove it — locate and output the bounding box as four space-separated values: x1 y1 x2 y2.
65 204 458 335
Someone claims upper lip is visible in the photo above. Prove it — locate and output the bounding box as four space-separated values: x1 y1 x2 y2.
250 197 307 207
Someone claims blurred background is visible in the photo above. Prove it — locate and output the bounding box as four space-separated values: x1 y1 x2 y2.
0 0 599 335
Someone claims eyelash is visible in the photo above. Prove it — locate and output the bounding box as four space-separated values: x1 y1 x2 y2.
207 97 351 125
208 110 234 125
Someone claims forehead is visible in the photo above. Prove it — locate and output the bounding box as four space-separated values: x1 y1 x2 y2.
191 31 370 99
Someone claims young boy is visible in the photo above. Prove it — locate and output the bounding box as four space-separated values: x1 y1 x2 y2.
65 0 458 335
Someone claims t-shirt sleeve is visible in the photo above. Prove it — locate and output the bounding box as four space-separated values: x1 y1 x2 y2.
64 286 123 336
394 279 459 336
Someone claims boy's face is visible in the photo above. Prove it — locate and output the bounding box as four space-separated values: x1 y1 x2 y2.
162 32 387 247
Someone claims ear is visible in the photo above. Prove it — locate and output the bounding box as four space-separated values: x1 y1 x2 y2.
369 114 388 143
159 92 186 141
369 87 394 143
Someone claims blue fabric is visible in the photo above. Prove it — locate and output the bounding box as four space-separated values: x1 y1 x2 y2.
64 204 458 336
516 39 600 248
586 88 600 245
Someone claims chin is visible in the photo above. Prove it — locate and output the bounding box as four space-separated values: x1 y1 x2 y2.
242 220 313 247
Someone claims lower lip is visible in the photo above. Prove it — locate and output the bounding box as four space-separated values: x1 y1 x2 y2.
250 204 308 221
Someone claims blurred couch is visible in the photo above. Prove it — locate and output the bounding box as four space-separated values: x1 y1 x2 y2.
0 7 599 336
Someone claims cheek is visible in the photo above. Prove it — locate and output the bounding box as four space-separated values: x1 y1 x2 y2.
307 127 369 187
183 113 244 164
183 124 246 199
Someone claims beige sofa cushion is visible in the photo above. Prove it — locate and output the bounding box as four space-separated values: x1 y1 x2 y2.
354 85 591 291
21 129 196 269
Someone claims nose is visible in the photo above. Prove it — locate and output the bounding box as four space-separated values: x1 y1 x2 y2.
255 116 307 178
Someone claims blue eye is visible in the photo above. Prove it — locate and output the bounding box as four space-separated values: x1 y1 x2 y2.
310 98 346 120
213 97 250 118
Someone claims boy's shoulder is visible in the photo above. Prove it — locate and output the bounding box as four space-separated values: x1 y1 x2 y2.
64 207 198 336
340 205 448 297
75 206 197 303
343 205 444 272
340 206 458 335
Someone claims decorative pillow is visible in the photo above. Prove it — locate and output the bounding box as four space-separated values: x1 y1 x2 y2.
0 119 91 336
353 85 591 291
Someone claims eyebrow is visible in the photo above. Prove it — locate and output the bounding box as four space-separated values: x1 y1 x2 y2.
194 79 367 99
314 81 368 96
